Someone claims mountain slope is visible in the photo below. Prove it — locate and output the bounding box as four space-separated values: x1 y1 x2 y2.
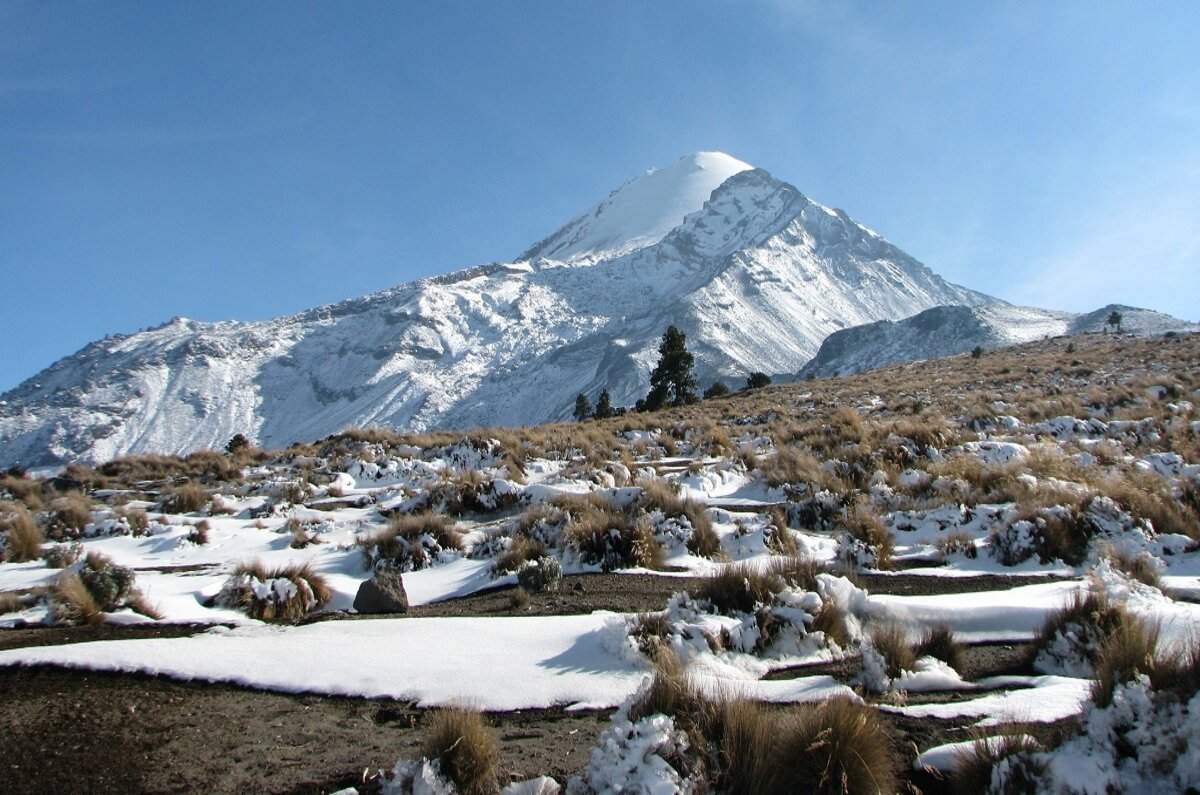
798 303 1198 379
1 154 996 467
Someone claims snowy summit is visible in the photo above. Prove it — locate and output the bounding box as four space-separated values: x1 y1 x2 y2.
521 151 753 264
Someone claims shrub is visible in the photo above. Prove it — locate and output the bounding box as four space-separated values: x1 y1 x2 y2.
286 518 320 549
43 542 83 568
837 502 893 570
0 503 43 562
421 708 500 795
118 506 151 535
162 483 208 514
696 557 823 615
492 536 547 576
622 653 895 795
562 500 663 571
935 530 978 560
1034 590 1129 676
914 624 966 672
515 556 563 593
639 479 720 558
78 552 135 611
216 561 332 622
361 513 463 572
49 493 93 535
1148 636 1200 702
0 474 44 511
187 520 211 545
629 611 673 658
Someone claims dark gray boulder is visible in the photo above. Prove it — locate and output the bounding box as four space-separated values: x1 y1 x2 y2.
353 570 409 613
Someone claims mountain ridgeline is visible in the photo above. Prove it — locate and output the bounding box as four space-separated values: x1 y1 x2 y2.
1 152 1193 467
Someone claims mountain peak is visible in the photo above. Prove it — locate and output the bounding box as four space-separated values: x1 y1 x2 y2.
520 151 753 264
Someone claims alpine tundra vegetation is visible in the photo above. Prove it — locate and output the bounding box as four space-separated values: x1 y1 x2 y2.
2 330 1199 793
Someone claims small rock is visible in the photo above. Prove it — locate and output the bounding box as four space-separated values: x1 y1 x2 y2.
353 570 409 614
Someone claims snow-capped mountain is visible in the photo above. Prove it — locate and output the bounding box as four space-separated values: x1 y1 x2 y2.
2 152 997 467
798 304 1198 379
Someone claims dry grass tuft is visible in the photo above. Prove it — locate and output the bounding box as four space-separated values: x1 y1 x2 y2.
839 501 894 569
697 556 823 615
361 513 463 572
162 483 209 514
1104 545 1162 588
187 520 211 545
950 730 1044 794
421 707 500 795
0 503 43 562
218 561 332 622
52 572 103 625
49 493 93 535
638 478 721 558
767 697 897 795
0 591 25 615
561 498 663 571
811 599 851 648
869 622 917 679
1092 615 1160 707
914 624 966 672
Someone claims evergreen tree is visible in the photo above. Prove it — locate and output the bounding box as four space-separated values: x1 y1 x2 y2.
744 372 771 390
594 389 613 419
225 433 250 454
703 381 729 399
573 392 592 421
1107 310 1123 333
971 345 984 359
644 325 697 410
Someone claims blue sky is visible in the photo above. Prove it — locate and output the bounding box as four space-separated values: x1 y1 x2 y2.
2 1 1197 390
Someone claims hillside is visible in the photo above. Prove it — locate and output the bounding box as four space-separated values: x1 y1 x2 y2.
1 331 1198 793
799 303 1198 379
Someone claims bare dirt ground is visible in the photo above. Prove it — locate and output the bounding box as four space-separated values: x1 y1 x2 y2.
0 572 1073 794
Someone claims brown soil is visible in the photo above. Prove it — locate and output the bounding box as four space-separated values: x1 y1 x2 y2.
0 665 610 795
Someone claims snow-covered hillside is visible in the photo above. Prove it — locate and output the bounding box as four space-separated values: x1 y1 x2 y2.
0 152 1014 466
798 303 1198 379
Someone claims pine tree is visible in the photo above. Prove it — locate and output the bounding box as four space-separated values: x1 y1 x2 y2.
225 433 250 454
573 393 592 422
744 372 771 390
644 325 697 410
593 389 613 419
703 381 729 399
1107 310 1123 333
